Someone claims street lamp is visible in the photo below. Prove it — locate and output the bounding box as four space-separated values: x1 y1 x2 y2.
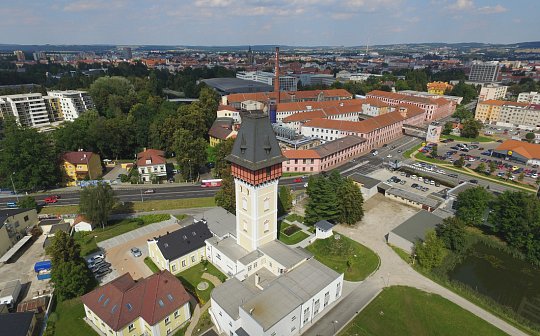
332 320 339 334
10 172 19 202
188 159 192 183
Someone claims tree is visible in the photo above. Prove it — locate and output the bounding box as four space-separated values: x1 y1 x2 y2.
149 115 183 153
414 230 446 270
196 86 220 130
436 217 468 252
79 183 116 229
51 261 91 301
305 176 339 225
215 174 235 213
442 121 453 135
455 186 492 226
475 162 486 174
46 231 82 265
450 81 478 104
88 76 137 116
518 172 525 182
461 119 483 138
506 169 513 180
454 156 465 168
526 132 536 143
0 120 61 191
489 161 497 174
17 196 37 210
452 106 474 122
431 145 438 158
172 128 208 180
214 138 235 178
278 186 293 216
336 178 364 225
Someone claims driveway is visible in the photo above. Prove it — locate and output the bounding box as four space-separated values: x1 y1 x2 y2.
304 194 528 336
98 216 192 283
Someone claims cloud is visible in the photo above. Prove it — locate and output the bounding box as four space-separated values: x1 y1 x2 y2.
194 0 233 7
63 0 125 12
477 4 507 14
446 0 474 10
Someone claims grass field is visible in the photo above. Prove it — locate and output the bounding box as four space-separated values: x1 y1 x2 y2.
46 297 98 336
176 262 226 304
306 234 379 281
403 143 422 158
339 286 507 336
144 256 161 274
74 214 175 256
278 221 309 245
441 134 494 143
40 197 216 215
192 309 213 336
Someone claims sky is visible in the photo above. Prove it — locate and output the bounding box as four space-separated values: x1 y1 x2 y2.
0 0 538 46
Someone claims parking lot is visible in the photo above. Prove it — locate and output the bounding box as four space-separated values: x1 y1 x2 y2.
369 168 447 196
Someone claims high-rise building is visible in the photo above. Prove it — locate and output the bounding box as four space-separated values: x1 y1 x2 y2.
0 93 52 128
469 61 500 82
517 91 540 105
46 90 95 121
120 47 132 60
478 83 508 101
237 71 298 91
246 46 254 65
13 50 25 62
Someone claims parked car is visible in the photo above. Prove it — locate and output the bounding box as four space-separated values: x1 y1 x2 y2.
86 253 105 265
130 247 142 257
469 179 478 184
411 183 418 188
90 261 111 273
95 267 113 279
293 178 302 183
44 196 58 204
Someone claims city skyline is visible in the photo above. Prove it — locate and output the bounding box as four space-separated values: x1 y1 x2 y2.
1 0 538 46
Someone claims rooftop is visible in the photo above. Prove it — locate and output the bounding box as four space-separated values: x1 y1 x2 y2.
258 240 310 270
62 151 97 165
386 188 440 208
314 220 334 231
137 149 166 167
196 207 237 238
154 221 213 261
391 210 443 243
211 277 258 320
0 208 33 228
0 312 35 336
206 236 250 263
494 139 540 160
202 78 273 94
348 173 381 189
314 135 366 157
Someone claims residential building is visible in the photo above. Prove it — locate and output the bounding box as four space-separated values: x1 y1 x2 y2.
366 90 455 122
0 209 38 259
216 105 242 124
276 99 362 123
13 50 25 62
478 84 508 102
206 113 344 336
71 215 94 232
209 118 237 147
148 221 213 274
0 93 52 128
281 104 362 132
82 271 191 336
518 91 540 104
137 149 167 182
474 99 506 123
398 90 463 105
237 71 298 91
475 99 539 129
427 81 453 95
469 61 500 82
361 98 394 117
222 89 353 109
62 151 102 186
282 135 366 173
0 312 36 336
47 90 95 121
387 210 443 253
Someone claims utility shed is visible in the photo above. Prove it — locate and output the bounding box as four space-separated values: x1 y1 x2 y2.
387 210 443 253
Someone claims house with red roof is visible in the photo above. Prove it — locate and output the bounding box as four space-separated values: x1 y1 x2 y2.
61 151 102 186
137 149 167 183
82 270 191 336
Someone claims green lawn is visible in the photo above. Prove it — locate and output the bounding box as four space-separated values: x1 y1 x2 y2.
74 214 175 256
282 172 307 177
306 234 379 281
441 134 494 143
45 297 98 336
144 257 161 274
192 309 213 336
278 221 309 245
176 262 226 304
389 244 412 264
339 286 507 336
40 197 216 215
285 213 305 223
414 152 448 165
403 143 422 158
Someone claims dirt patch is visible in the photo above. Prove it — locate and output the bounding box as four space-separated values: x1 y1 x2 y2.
283 224 301 236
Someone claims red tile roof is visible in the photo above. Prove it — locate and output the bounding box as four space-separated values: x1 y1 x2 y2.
367 90 452 107
137 149 166 167
62 151 97 165
283 149 321 159
81 271 190 331
277 99 362 112
495 140 540 160
226 89 353 104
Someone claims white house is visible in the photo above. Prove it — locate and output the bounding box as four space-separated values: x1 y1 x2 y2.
71 215 94 232
137 149 167 183
314 220 334 240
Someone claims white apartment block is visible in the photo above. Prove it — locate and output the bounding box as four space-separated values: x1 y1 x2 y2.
237 71 298 91
469 61 500 82
478 84 508 102
497 103 540 130
518 92 540 105
0 93 52 128
47 90 94 121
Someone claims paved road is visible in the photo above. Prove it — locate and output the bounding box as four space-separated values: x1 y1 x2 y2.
304 194 528 336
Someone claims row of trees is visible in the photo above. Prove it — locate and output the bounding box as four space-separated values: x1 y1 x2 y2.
305 171 364 226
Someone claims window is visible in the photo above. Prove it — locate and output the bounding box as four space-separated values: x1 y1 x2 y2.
263 220 270 233
314 299 320 315
172 264 177 272
303 307 310 323
166 328 171 335
248 265 252 271
174 310 180 318
291 316 296 321
324 292 330 307
336 283 341 298
291 326 296 332
216 253 221 260
266 166 271 176
191 256 196 262
263 198 270 211
128 323 135 332
243 220 248 232
242 197 248 211
182 260 186 267
23 215 29 221
165 316 170 325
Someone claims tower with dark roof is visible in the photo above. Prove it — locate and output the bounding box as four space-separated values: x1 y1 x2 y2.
226 113 285 252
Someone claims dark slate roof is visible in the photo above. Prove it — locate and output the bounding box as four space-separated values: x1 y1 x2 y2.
391 210 443 243
155 221 213 261
314 135 366 157
348 173 381 189
0 312 35 336
315 220 334 231
226 113 285 171
0 208 33 228
235 327 250 336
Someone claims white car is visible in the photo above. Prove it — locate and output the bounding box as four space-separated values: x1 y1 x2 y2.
411 175 417 180
387 154 392 158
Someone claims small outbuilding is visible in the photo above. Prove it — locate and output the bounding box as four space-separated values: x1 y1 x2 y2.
0 279 21 309
71 215 93 232
348 173 381 200
387 210 443 253
315 220 334 240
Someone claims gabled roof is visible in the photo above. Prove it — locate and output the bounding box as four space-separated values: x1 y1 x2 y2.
0 208 33 227
283 149 321 159
154 221 213 261
494 139 540 160
226 113 285 171
62 151 98 165
209 119 236 140
303 110 408 135
137 149 166 167
81 271 190 331
314 220 334 231
367 90 451 107
0 312 35 336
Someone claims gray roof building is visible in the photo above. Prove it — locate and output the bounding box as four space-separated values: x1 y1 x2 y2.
314 135 366 157
226 114 285 171
153 221 213 261
0 311 35 336
348 173 381 189
386 187 440 209
258 241 310 269
196 207 236 238
390 210 443 245
202 78 273 95
314 220 334 231
211 277 258 319
0 208 33 228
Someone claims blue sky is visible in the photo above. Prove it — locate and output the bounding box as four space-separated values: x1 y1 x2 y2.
1 0 538 46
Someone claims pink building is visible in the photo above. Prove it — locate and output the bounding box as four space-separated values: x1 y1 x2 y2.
366 90 455 122
282 135 366 173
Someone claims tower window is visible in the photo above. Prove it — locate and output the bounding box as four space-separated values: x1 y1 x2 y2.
266 166 271 176
263 198 270 212
243 220 248 232
242 197 247 211
264 220 270 233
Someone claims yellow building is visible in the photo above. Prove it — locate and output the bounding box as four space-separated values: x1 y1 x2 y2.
61 151 102 186
82 271 191 336
0 208 38 258
148 221 212 275
475 99 506 123
427 81 454 95
208 118 237 147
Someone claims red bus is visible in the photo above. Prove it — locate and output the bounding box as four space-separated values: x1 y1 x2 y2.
201 179 222 187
